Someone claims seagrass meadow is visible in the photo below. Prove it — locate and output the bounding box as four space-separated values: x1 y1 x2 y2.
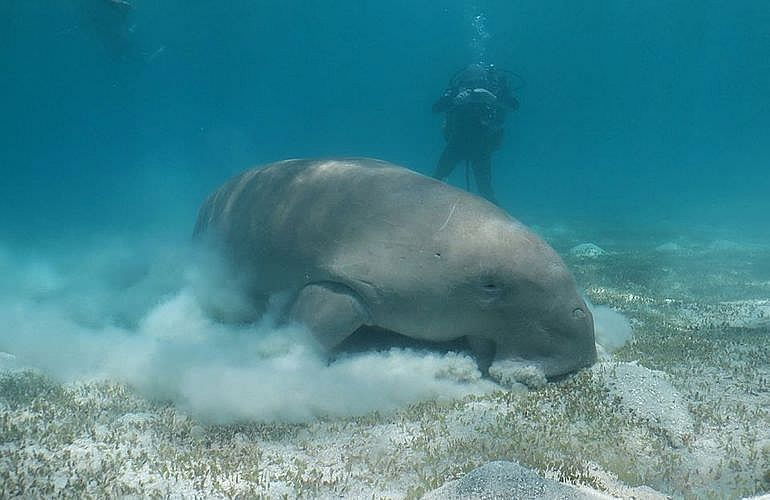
2 228 768 499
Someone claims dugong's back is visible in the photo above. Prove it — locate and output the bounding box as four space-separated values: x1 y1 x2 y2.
194 157 503 290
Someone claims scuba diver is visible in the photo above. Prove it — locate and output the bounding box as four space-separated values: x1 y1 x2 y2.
432 63 519 204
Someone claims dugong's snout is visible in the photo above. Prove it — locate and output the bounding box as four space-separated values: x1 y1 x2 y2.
494 297 597 379
540 299 597 378
555 301 597 375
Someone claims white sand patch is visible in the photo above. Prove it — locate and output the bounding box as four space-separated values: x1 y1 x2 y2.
570 243 608 258
592 362 694 447
655 242 684 253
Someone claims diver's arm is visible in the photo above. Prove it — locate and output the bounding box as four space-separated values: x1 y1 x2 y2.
504 94 519 111
500 85 519 110
432 89 455 113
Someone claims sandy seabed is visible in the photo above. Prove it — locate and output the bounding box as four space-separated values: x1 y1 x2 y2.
1 227 769 499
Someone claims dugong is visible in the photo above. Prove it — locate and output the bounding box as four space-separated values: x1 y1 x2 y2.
194 158 596 378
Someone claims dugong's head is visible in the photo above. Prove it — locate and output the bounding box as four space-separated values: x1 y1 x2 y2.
403 201 597 379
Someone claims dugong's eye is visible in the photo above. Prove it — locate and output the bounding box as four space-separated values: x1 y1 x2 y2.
572 307 587 319
477 280 505 306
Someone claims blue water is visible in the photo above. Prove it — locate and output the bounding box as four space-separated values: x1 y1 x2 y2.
2 1 769 245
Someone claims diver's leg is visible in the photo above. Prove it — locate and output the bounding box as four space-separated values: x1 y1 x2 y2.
471 155 497 204
433 145 460 180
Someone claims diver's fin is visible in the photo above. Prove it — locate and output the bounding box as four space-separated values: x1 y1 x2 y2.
289 282 369 352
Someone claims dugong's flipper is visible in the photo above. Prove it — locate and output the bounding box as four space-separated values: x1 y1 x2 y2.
289 283 370 351
467 336 496 374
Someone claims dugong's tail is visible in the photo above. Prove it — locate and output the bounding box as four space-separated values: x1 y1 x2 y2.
192 176 239 239
192 200 213 239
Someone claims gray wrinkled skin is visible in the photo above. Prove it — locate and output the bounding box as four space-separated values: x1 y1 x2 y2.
194 158 596 378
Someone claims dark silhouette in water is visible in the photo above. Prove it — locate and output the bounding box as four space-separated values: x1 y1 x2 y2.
432 63 519 204
78 0 135 59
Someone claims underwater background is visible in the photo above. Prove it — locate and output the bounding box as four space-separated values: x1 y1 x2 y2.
3 2 770 497
2 0 769 246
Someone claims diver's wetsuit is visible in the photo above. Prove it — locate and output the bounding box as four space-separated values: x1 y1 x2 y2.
432 64 519 204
